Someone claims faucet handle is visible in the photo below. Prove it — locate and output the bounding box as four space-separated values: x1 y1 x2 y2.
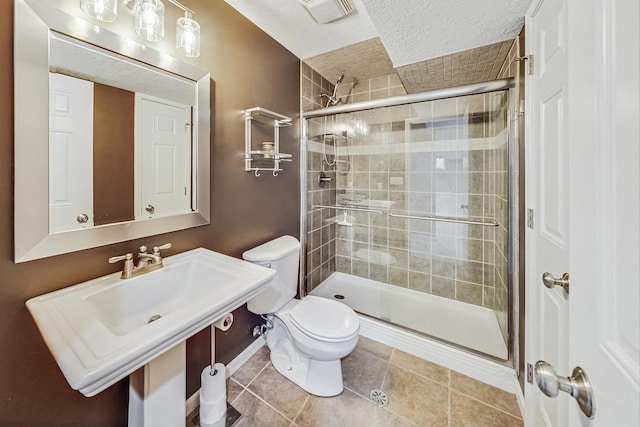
153 243 172 255
139 245 148 254
109 253 135 279
109 253 133 264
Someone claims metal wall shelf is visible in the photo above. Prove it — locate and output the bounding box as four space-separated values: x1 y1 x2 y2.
244 107 293 176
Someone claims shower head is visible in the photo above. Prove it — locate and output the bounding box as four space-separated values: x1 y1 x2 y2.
321 74 347 107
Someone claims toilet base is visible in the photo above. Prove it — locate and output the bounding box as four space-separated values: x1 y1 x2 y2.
269 339 344 397
266 318 345 397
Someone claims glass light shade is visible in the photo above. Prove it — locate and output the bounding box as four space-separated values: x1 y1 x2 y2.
135 0 165 42
80 0 117 22
176 15 201 57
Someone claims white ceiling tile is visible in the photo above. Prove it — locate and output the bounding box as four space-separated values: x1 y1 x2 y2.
359 0 528 66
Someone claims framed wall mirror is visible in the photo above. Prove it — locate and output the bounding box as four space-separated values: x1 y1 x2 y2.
14 0 211 262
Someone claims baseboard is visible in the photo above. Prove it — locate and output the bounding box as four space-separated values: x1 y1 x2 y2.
358 315 519 393
185 390 200 419
226 337 266 376
185 337 266 416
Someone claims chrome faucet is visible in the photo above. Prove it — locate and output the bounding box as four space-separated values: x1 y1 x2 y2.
109 243 172 279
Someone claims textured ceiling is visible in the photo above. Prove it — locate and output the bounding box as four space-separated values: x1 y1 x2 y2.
224 0 529 92
224 0 529 64
360 0 527 67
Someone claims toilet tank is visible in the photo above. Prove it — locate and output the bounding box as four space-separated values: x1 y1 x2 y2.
242 236 301 314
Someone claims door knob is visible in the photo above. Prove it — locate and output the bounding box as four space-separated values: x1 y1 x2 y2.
76 213 89 223
534 360 595 419
145 204 155 214
542 272 570 294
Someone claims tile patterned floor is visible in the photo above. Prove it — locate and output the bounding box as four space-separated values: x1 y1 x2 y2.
193 337 524 427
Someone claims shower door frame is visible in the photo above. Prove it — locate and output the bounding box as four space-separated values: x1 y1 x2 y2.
299 78 517 365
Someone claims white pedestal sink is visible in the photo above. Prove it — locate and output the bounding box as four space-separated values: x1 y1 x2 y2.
26 248 276 424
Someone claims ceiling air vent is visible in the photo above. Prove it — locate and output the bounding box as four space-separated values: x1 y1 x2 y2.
299 0 357 24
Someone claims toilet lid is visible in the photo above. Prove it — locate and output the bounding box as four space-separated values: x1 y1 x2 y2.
289 296 359 341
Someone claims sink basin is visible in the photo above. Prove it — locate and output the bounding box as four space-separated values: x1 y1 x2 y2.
26 248 276 397
86 258 243 336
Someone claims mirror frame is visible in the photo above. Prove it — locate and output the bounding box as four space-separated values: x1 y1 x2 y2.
14 0 211 262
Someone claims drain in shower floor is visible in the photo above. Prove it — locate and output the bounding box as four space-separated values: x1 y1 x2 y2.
369 389 389 407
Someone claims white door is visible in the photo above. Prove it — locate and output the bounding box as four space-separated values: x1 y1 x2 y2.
526 0 571 423
48 73 94 233
526 0 640 426
136 94 191 219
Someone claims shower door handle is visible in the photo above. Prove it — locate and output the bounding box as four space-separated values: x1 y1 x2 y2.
542 272 569 294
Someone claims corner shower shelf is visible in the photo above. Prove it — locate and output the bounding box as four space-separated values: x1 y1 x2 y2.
244 107 293 176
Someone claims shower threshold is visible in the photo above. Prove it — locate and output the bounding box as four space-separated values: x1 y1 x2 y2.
311 272 508 360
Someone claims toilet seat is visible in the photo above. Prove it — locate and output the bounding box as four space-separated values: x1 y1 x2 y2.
287 296 359 343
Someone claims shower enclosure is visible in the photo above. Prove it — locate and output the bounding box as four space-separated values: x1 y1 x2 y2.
301 79 515 361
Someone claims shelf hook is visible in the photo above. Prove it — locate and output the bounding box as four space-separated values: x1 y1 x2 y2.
273 170 279 177
254 169 261 177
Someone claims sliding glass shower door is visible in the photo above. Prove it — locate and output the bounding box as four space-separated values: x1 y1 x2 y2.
303 86 512 360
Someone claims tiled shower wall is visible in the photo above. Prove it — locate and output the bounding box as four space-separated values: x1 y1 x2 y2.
302 65 410 291
334 74 407 103
331 93 509 310
302 63 510 311
302 63 337 290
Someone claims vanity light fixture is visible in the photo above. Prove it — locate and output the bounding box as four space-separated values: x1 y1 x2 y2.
80 0 201 57
176 11 200 57
80 0 118 22
134 0 165 42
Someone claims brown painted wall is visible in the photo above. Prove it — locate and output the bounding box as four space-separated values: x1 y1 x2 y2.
93 83 135 226
0 1 300 424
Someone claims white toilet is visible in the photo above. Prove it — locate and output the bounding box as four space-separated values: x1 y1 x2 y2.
242 235 359 397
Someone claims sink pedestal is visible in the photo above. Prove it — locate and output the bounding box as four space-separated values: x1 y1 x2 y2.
128 342 186 427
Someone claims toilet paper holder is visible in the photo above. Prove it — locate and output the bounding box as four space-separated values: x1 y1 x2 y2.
208 313 233 378
213 313 234 331
200 313 235 426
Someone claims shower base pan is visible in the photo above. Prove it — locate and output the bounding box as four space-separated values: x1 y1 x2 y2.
311 272 508 360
